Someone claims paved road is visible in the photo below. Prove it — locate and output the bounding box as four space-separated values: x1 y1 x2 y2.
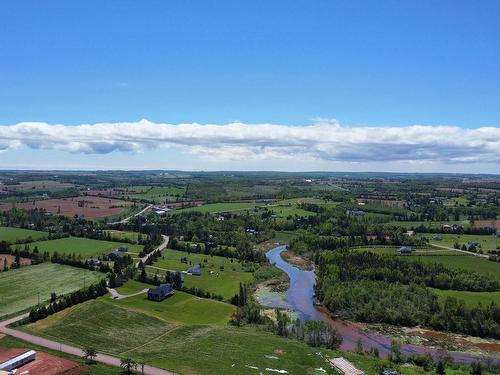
0 314 177 375
430 243 490 258
136 235 169 268
108 204 153 225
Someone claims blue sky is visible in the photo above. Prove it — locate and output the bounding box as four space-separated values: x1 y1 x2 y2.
1 1 499 172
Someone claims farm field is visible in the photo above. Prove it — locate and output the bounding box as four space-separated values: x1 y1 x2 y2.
109 291 235 324
20 297 334 375
474 219 500 230
115 279 150 295
173 201 264 213
384 220 471 229
121 186 186 203
423 233 500 251
406 255 500 281
0 263 104 318
2 180 75 191
431 288 500 307
20 295 455 375
13 237 143 257
351 246 457 256
268 205 316 218
0 226 48 243
148 249 254 299
104 229 145 243
0 196 132 219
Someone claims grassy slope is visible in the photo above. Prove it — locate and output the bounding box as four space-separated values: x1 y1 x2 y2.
0 263 104 317
14 236 143 257
407 255 500 281
148 249 254 299
431 288 500 307
423 233 500 251
0 226 49 242
109 292 235 325
104 230 145 243
20 296 475 375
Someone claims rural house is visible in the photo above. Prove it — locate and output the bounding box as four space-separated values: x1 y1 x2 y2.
147 283 174 302
187 264 202 276
398 246 413 254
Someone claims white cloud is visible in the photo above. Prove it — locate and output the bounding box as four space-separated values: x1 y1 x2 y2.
0 119 499 164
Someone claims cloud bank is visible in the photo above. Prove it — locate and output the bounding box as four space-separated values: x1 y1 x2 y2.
0 119 499 164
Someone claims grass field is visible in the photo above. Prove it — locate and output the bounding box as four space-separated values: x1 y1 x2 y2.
385 220 471 229
104 230 145 243
109 291 235 324
122 186 186 203
352 246 459 256
0 226 48 243
406 255 500 281
423 233 500 251
13 237 143 257
0 263 104 317
431 288 500 307
148 249 254 299
116 279 150 295
20 294 475 375
173 201 264 214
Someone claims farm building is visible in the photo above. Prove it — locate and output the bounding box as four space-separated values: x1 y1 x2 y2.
118 246 128 252
187 264 202 276
148 283 174 302
107 249 122 260
0 350 36 372
398 246 413 254
328 357 364 375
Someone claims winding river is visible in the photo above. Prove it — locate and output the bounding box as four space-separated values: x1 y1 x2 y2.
265 245 499 364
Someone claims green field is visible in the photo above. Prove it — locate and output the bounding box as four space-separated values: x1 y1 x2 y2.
406 255 500 281
423 233 500 251
110 291 235 324
20 297 331 374
174 201 264 214
431 288 500 307
0 263 104 317
0 226 49 243
148 249 254 299
20 294 474 375
122 186 186 203
104 230 145 243
116 279 150 295
352 246 459 256
14 236 143 257
385 220 471 229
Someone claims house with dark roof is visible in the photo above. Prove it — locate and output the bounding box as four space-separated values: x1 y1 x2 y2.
187 264 202 276
398 246 413 254
118 246 128 252
147 283 174 302
107 249 122 260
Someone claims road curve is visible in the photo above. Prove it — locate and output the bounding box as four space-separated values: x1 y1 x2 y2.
0 314 177 375
136 235 170 268
108 204 153 225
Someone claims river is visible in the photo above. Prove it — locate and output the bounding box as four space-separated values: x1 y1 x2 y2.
264 245 499 364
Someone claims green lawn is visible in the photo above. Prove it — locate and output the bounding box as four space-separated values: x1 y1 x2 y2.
0 226 49 243
422 233 500 251
13 236 143 257
406 255 500 281
110 291 235 324
148 249 254 299
0 263 104 318
431 288 500 307
115 279 150 295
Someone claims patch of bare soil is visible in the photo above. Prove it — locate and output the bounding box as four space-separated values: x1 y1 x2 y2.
281 250 314 271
